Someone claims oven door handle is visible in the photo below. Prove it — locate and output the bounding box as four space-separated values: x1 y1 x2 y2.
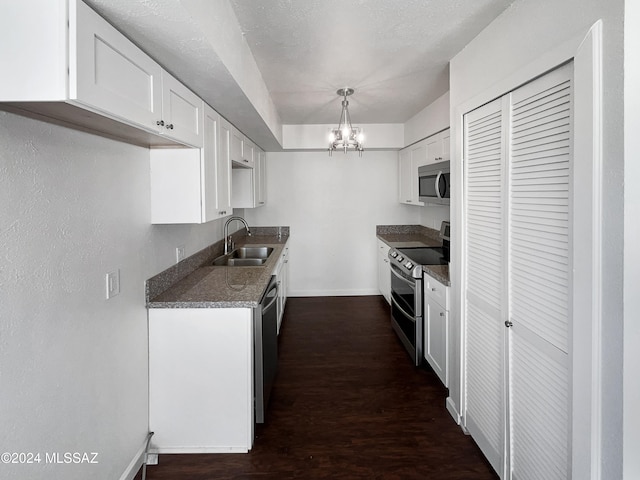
391 294 416 322
390 264 417 287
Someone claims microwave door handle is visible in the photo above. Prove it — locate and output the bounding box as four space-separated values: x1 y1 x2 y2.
435 171 443 199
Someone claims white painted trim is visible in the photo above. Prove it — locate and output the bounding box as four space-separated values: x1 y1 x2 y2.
446 396 461 425
150 446 249 454
289 288 381 297
572 21 603 480
452 21 603 480
118 436 150 480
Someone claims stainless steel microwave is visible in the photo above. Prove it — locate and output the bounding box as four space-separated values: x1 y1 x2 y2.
418 161 450 205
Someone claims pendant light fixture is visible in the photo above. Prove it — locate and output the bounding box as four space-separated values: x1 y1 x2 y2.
328 87 364 156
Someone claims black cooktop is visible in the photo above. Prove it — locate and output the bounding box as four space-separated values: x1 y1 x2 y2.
397 246 448 266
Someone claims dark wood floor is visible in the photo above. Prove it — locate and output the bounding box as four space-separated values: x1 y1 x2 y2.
137 296 497 480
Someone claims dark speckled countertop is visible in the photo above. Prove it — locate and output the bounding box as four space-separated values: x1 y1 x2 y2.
376 225 450 286
147 227 289 309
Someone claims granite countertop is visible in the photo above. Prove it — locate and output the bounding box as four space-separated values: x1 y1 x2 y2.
376 225 450 286
147 228 289 309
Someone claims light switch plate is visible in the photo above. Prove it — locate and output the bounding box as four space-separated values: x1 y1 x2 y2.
106 270 120 299
176 245 186 263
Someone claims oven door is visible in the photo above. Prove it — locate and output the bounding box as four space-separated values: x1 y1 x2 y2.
389 264 423 366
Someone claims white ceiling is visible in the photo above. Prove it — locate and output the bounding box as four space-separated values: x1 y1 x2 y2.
229 0 514 125
83 0 514 149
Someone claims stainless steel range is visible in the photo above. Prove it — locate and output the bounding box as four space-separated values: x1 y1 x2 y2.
388 221 450 365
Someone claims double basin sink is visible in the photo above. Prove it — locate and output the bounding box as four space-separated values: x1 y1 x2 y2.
212 246 274 267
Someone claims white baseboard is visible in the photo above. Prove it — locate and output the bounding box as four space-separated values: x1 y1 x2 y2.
149 446 249 454
289 288 381 297
446 397 461 426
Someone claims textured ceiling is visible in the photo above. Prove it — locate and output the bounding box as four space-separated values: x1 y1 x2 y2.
83 0 515 148
229 0 515 124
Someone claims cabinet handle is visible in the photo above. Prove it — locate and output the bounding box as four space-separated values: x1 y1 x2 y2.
406 199 411 203
259 201 265 205
431 287 437 292
166 124 174 130
505 320 513 328
156 120 164 126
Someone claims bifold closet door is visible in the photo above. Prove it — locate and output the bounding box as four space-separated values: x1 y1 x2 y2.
507 62 572 480
463 62 573 479
463 97 507 475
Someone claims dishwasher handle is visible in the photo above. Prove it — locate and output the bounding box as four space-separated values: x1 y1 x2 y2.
261 278 279 314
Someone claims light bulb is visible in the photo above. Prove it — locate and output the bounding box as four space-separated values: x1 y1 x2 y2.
342 127 349 139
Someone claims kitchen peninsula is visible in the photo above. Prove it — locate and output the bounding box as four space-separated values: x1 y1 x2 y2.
146 227 290 454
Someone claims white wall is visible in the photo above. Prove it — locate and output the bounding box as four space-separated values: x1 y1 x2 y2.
624 1 640 478
404 91 450 146
448 0 624 477
245 150 420 296
281 123 404 150
0 111 229 480
419 204 450 230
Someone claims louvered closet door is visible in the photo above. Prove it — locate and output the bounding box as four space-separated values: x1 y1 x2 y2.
463 97 507 475
508 63 572 480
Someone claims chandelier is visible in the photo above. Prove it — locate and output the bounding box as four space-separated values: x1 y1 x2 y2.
328 87 364 156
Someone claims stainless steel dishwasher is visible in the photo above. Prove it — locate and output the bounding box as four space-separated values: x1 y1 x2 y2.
254 275 279 423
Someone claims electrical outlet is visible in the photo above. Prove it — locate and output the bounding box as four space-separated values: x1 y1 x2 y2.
106 270 120 299
176 245 186 263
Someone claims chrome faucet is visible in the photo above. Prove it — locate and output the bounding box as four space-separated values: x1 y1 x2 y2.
223 216 252 254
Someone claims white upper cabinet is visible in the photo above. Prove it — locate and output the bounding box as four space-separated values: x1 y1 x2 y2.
72 0 163 133
150 104 231 224
255 149 267 207
425 128 450 164
0 0 203 147
231 148 267 209
398 140 425 205
230 127 244 165
159 71 204 147
216 117 233 218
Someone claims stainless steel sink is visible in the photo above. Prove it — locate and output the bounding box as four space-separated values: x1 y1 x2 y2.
212 246 274 266
234 246 273 259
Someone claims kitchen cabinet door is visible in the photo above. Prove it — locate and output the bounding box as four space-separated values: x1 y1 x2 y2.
276 245 289 334
398 140 427 205
377 240 391 303
149 308 254 452
160 71 204 148
73 0 163 132
216 117 233 218
424 296 448 386
242 138 256 168
255 149 267 207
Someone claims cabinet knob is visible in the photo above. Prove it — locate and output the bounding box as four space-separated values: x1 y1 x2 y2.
156 120 164 126
440 312 445 317
166 124 174 130
505 320 513 328
431 287 436 292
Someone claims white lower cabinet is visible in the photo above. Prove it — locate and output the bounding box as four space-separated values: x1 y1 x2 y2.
148 308 254 453
377 239 391 303
275 245 289 334
423 273 449 387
